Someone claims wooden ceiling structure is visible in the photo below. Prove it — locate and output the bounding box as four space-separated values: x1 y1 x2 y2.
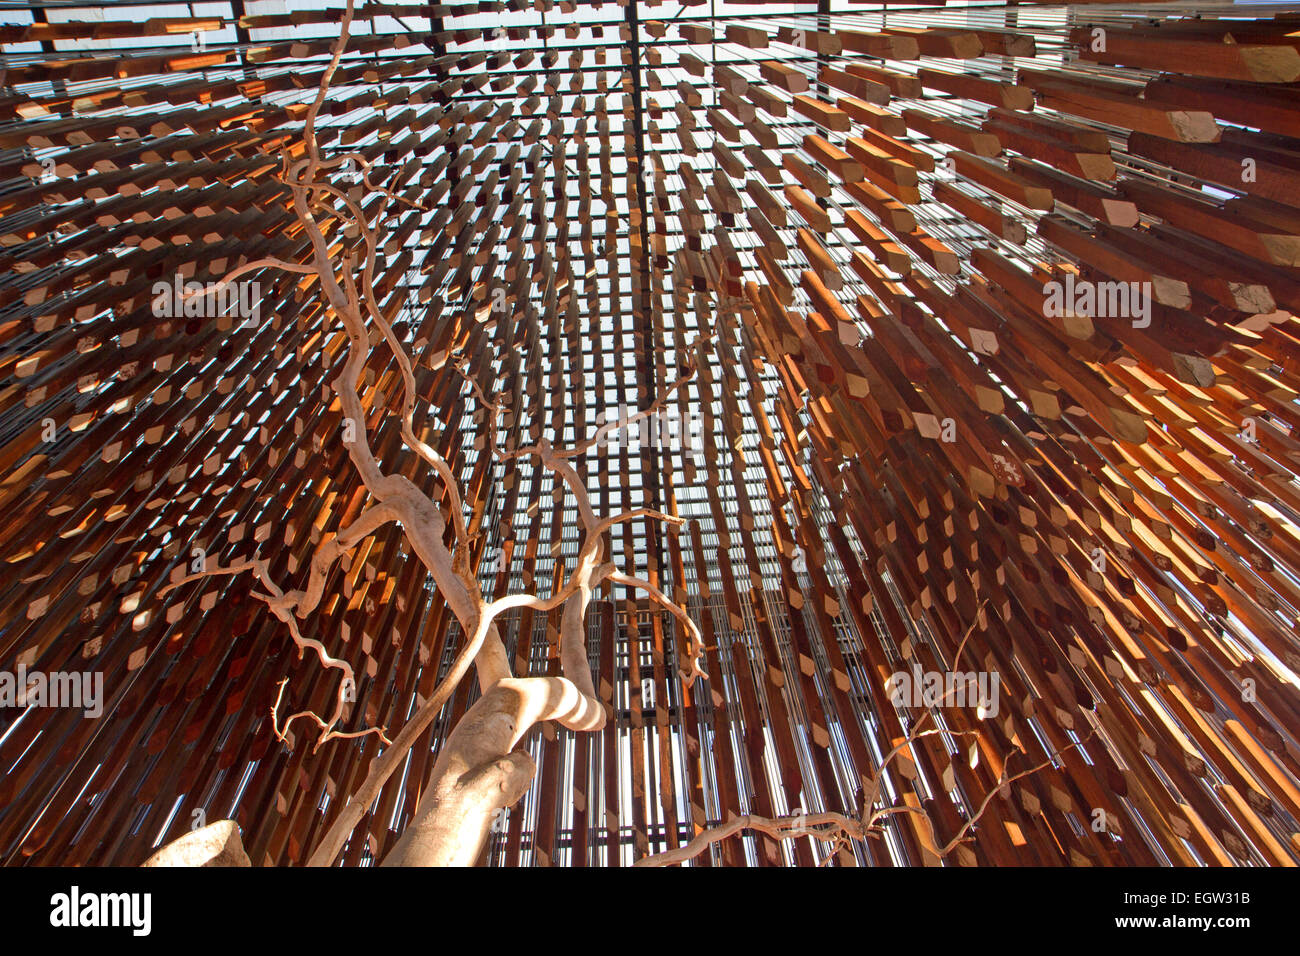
3 0 1300 867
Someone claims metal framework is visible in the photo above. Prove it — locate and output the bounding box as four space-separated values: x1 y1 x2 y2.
2 0 1300 868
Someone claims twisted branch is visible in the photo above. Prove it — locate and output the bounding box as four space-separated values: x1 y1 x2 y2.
636 727 1097 867
159 0 709 867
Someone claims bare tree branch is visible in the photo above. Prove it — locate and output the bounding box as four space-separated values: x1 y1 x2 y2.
636 700 1097 866
158 0 709 868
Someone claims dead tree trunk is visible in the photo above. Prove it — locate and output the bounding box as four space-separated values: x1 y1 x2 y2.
160 0 706 868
